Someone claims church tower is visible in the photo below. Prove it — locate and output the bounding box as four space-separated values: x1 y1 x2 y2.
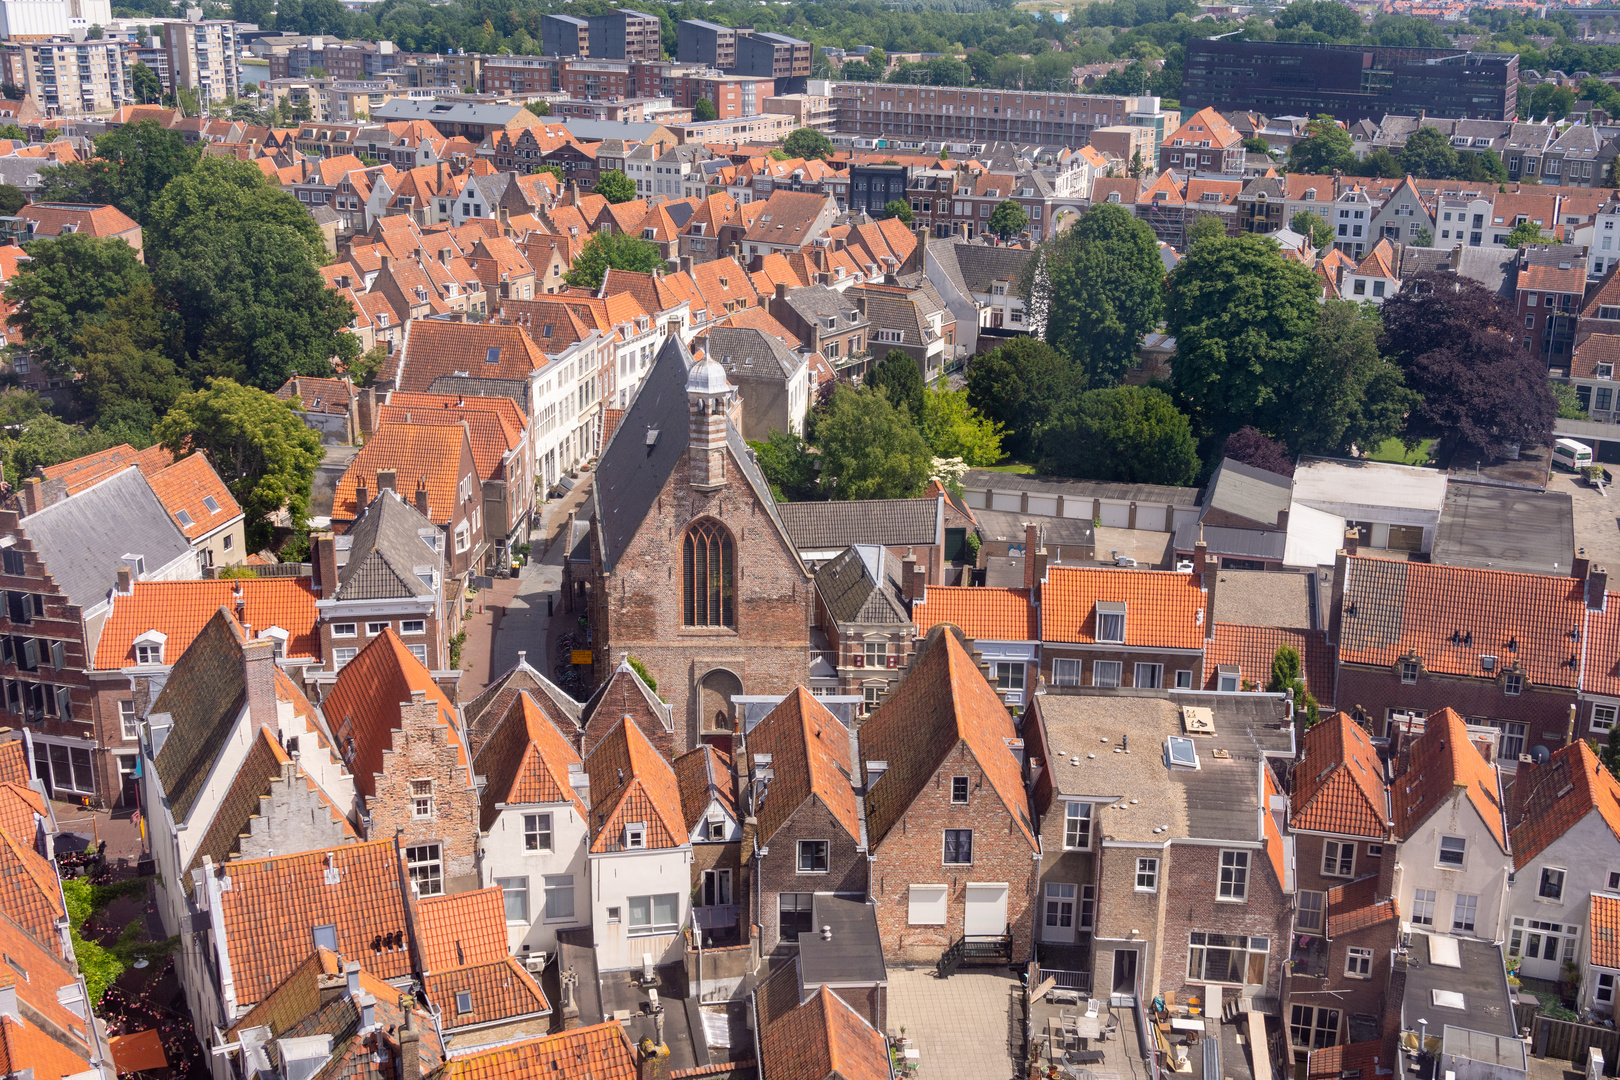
687 356 734 492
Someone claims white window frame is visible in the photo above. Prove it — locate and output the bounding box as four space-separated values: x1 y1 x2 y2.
496 876 528 923
1595 703 1618 733
1345 946 1373 979
626 892 679 936
544 874 575 921
410 778 434 820
797 839 829 873
1052 657 1083 687
1092 660 1122 688
1411 888 1436 926
401 619 426 635
406 844 443 897
524 812 552 852
119 699 138 741
1218 850 1249 901
1136 857 1158 891
1454 893 1478 933
1438 835 1467 867
1296 890 1324 933
1539 867 1566 902
1064 802 1092 850
1134 663 1163 689
1322 840 1355 878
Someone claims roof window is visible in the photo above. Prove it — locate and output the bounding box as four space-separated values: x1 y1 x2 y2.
203 496 221 514
1095 601 1125 643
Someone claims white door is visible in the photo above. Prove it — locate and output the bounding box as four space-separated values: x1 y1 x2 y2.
965 883 1009 938
1043 883 1076 944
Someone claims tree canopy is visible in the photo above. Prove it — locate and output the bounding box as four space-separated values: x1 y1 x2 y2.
5 233 149 376
1220 427 1295 477
1038 386 1200 486
595 169 637 204
564 230 664 291
988 199 1029 240
692 97 718 122
1041 202 1165 387
966 336 1086 462
1288 114 1353 174
783 127 834 161
1399 127 1459 180
155 379 323 550
1291 210 1334 250
815 384 934 500
920 388 1003 466
864 349 925 420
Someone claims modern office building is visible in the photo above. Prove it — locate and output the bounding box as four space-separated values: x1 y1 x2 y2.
163 15 237 104
677 18 744 69
540 13 589 59
1180 39 1517 124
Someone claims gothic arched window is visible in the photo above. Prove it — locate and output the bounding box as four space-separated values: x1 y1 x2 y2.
683 520 735 628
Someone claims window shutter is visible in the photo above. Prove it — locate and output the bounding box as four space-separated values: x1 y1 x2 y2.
887 654 898 668
854 654 864 668
908 885 947 925
55 686 71 719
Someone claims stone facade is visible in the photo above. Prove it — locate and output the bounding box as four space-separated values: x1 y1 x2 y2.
756 799 868 957
237 758 358 861
366 693 482 894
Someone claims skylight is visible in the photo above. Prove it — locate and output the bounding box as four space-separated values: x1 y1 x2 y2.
1166 736 1200 771
175 510 193 527
485 346 500 364
203 496 220 514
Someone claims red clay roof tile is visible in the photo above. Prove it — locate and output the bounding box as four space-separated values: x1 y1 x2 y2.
94 578 319 669
416 887 510 974
913 586 1037 641
1041 566 1205 649
1291 713 1389 839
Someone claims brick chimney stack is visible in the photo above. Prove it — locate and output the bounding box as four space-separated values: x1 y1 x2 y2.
313 531 337 599
1023 522 1039 592
377 469 396 493
414 476 430 519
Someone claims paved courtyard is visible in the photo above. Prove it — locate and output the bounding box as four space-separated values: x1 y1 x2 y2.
1550 471 1620 575
887 967 1024 1080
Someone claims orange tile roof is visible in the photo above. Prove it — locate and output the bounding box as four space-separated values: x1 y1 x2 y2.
1205 625 1334 703
0 917 92 1080
720 304 802 349
0 739 27 786
1511 739 1620 869
860 629 1035 849
392 319 547 392
1393 707 1505 850
332 423 471 527
0 782 44 854
415 887 510 973
1594 893 1620 969
759 986 891 1080
18 201 139 238
40 442 172 495
1307 1040 1397 1080
216 838 414 1008
147 452 241 539
1340 558 1585 688
321 629 465 799
1521 263 1586 294
1041 566 1205 648
1579 594 1620 696
1291 713 1389 839
912 586 1037 641
1327 875 1397 937
425 956 550 1029
226 947 395 1041
433 1022 638 1080
673 743 736 835
0 827 64 955
747 688 861 846
474 692 584 831
584 717 686 853
1263 766 1287 886
94 578 319 668
374 400 520 483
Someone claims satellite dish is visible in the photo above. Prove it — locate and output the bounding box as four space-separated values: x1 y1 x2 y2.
1531 744 1552 765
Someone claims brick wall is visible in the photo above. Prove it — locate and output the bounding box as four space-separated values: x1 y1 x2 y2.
366 694 482 894
869 741 1038 964
1157 842 1290 1003
1336 663 1574 747
591 443 813 749
757 799 867 956
1042 645 1204 692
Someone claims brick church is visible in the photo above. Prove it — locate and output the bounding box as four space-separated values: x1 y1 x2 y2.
586 335 813 750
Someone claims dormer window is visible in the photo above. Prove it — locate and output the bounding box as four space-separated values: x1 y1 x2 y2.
624 822 646 849
1095 602 1125 643
133 629 167 666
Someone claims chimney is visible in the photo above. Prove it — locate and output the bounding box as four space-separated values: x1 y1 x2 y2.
1204 564 1219 642
344 961 362 999
1574 547 1591 581
20 477 40 516
902 548 918 602
355 480 368 510
1342 525 1359 558
774 281 787 313
312 532 336 598
376 469 396 492
436 159 445 190
729 243 740 261
233 584 246 620
116 566 132 595
679 254 693 275
1275 508 1289 532
1023 522 1039 592
567 762 591 810
1592 566 1610 610
1193 533 1208 590
398 998 422 1080
439 246 452 265
380 253 392 275
414 476 430 518
242 637 278 727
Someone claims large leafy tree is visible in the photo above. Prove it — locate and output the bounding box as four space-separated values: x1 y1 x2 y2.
1039 386 1199 486
1165 233 1321 441
965 336 1086 461
146 155 324 262
1288 114 1353 174
0 184 23 216
594 169 636 204
1280 300 1418 456
920 388 1003 466
692 97 718 122
1399 126 1459 180
1221 427 1294 477
883 200 913 225
814 384 933 500
988 199 1029 240
864 349 925 418
748 429 820 502
1272 0 1362 37
783 127 833 161
564 231 663 290
1042 202 1164 387
130 60 162 104
155 379 323 549
1380 272 1554 454
155 218 355 389
92 119 199 224
73 284 188 419
6 233 149 375
1290 210 1334 250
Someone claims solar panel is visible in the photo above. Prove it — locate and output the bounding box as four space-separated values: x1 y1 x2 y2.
1166 736 1199 770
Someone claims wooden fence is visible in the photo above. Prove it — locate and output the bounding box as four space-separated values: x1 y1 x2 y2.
1533 1014 1620 1073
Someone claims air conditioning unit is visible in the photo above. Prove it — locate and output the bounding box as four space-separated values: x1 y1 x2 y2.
524 952 547 973
1519 753 1535 764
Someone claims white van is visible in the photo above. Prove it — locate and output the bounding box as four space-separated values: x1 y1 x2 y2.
1554 438 1594 471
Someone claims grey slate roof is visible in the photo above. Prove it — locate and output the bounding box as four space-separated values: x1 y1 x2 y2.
962 469 1199 505
559 117 666 143
371 99 532 126
591 333 794 573
783 285 866 327
152 609 247 824
777 498 941 551
1171 520 1287 561
463 658 584 758
334 491 438 601
706 325 799 378
424 374 531 414
1202 457 1291 528
814 545 909 625
924 239 970 301
25 467 193 612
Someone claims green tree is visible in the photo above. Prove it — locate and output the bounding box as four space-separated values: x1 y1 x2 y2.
0 125 24 142
1288 114 1354 174
1553 381 1589 420
34 160 110 209
525 100 551 117
988 199 1029 240
306 65 328 78
965 336 1086 461
73 284 188 419
1413 226 1433 248
1187 214 1226 246
1528 82 1576 120
865 349 926 416
1458 149 1508 184
783 127 834 161
564 230 664 291
1291 210 1335 249
146 154 322 262
692 97 718 122
814 384 933 500
1602 728 1620 781
1506 219 1552 247
155 379 323 549
1400 126 1459 179
1278 300 1419 456
1242 136 1272 157
92 118 200 224
6 233 149 375
1267 645 1319 726
595 169 637 204
0 183 23 216
749 429 820 502
1166 233 1322 441
1038 385 1199 486
920 387 1003 466
345 343 388 387
1042 202 1165 387
883 199 914 225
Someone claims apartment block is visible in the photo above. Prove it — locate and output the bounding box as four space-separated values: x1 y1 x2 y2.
588 9 661 62
401 52 481 90
832 82 1152 149
674 73 773 119
677 19 743 69
267 38 401 81
735 31 811 85
483 54 564 95
2 38 126 115
164 16 237 104
540 13 590 58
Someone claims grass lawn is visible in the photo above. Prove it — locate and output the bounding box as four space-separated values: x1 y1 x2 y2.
1366 438 1436 466
983 461 1036 474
